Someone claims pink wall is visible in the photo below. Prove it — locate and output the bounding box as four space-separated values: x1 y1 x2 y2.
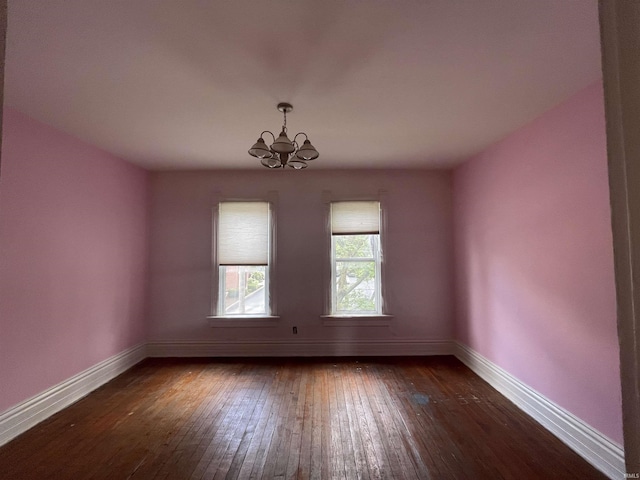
453 82 622 443
148 170 454 344
0 108 149 413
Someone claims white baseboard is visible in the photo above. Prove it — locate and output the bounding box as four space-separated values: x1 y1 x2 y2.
454 341 625 479
0 343 146 447
147 339 454 357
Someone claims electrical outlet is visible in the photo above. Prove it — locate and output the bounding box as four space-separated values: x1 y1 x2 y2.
293 326 298 334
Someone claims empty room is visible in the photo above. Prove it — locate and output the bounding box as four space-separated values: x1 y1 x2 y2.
1 1 638 479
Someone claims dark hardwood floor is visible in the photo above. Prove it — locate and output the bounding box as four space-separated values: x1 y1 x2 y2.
0 356 606 479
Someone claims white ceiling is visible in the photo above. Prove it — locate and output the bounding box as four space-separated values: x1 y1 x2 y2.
5 1 602 170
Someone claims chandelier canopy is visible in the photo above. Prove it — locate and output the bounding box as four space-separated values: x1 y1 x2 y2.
248 103 319 169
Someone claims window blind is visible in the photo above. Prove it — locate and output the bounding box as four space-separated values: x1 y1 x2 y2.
218 202 269 265
331 201 380 234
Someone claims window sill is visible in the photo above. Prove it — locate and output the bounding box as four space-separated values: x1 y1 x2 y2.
320 314 394 327
207 315 280 328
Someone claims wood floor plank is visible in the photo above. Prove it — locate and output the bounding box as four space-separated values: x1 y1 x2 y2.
366 363 422 480
284 363 308 479
332 363 359 480
141 363 236 479
326 363 346 480
190 364 261 480
0 356 608 480
309 362 325 480
295 365 315 480
346 363 389 479
161 363 244 479
262 361 303 479
247 362 295 479
214 364 272 480
233 364 283 479
336 362 370 480
200 363 265 479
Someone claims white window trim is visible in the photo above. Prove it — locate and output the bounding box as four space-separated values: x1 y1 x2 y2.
208 191 279 324
321 190 392 323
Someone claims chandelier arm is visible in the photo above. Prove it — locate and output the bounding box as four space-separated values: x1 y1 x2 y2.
261 131 277 143
292 132 308 145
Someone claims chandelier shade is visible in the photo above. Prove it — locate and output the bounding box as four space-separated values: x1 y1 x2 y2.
248 138 273 159
271 129 296 154
248 103 319 169
296 139 319 161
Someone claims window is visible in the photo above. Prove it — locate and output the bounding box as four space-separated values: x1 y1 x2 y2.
216 202 271 316
330 201 382 315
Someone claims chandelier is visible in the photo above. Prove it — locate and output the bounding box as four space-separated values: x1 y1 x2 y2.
248 103 319 169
